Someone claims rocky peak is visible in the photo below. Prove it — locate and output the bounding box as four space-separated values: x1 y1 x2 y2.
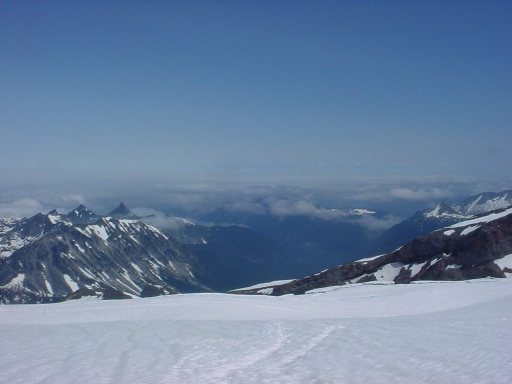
423 202 462 219
108 202 138 219
67 204 99 225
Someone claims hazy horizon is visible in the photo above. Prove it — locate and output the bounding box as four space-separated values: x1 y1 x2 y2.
1 1 511 217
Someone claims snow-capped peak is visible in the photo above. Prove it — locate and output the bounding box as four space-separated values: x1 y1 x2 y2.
47 210 71 225
67 205 100 225
351 208 376 215
453 190 512 216
422 202 468 220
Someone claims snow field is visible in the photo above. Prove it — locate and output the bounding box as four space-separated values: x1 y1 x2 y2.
0 278 511 384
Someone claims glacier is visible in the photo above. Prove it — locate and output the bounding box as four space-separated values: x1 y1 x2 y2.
0 278 511 383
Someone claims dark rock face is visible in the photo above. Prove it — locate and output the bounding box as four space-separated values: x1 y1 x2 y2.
102 287 132 300
238 209 512 296
140 284 166 298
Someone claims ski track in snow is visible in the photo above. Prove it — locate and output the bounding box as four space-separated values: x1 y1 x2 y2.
0 279 511 384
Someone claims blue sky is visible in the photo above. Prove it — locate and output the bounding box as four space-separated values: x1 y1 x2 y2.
1 1 511 195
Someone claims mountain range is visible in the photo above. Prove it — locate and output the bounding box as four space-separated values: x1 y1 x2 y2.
1 190 511 303
0 205 207 303
377 190 512 252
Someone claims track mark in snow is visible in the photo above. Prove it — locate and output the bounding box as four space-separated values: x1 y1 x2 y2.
278 324 339 367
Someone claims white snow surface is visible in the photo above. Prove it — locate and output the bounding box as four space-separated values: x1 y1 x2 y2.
355 253 385 263
0 279 512 384
232 279 295 291
87 224 109 241
448 207 512 228
0 279 511 384
256 287 274 295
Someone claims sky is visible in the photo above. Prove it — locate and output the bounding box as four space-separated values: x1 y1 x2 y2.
0 1 511 216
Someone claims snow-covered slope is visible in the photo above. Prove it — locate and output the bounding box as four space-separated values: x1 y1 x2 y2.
454 190 512 215
0 279 510 384
447 207 512 228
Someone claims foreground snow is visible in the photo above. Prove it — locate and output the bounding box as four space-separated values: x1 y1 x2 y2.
0 279 511 384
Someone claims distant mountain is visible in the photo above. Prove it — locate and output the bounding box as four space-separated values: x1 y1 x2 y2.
67 204 100 224
237 207 512 295
377 202 472 252
0 206 208 304
108 202 139 219
453 190 512 215
377 190 512 253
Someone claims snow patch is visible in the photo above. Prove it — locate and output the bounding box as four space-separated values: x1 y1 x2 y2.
374 262 404 281
355 254 385 264
131 262 143 274
63 274 79 292
232 279 296 291
460 225 480 236
494 254 512 272
48 214 60 224
448 207 512 228
121 271 142 293
88 225 109 242
407 261 427 277
44 279 53 295
1 273 25 289
73 242 85 253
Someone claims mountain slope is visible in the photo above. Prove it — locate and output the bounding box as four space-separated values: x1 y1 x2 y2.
238 207 512 295
453 190 512 215
67 204 100 224
0 208 208 303
377 202 472 252
377 190 512 253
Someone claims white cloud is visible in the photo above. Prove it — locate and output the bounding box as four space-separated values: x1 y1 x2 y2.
59 194 86 205
265 198 391 227
389 187 451 201
350 214 402 231
0 198 44 218
267 198 344 220
131 207 193 231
